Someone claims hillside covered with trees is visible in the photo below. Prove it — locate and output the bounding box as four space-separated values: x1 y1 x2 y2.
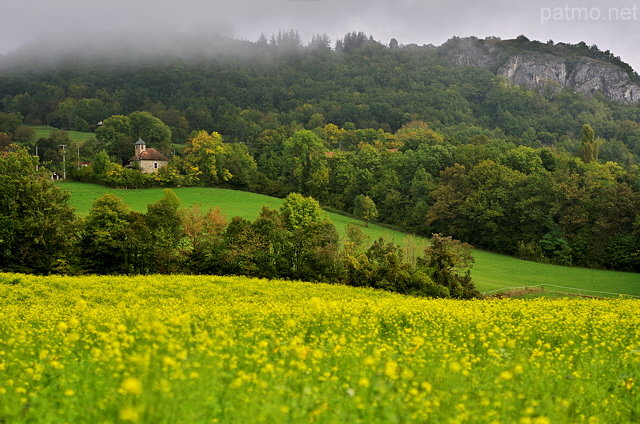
1 32 639 272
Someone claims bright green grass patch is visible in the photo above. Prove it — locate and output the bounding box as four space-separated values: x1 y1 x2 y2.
59 182 640 297
472 249 640 297
59 182 401 241
0 273 638 423
28 125 95 143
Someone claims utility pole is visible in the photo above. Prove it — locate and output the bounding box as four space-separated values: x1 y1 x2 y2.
59 144 67 179
35 142 39 172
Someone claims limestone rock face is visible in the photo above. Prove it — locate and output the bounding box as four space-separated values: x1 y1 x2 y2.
498 54 568 87
567 60 638 103
441 37 640 103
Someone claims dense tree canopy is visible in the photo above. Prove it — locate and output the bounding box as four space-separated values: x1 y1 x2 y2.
1 33 639 273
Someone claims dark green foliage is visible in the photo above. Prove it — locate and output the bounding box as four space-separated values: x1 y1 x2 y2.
95 112 171 164
178 205 228 274
427 160 529 253
281 130 329 199
277 193 339 281
193 194 342 283
0 112 23 135
80 193 152 274
247 207 291 278
219 143 258 188
342 237 449 297
222 216 262 276
539 229 572 265
417 234 479 299
146 190 183 273
603 234 640 272
91 150 111 176
0 148 76 274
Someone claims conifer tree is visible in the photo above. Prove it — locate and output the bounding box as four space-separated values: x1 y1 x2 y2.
580 124 599 163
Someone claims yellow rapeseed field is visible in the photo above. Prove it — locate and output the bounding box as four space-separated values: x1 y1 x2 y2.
0 273 638 423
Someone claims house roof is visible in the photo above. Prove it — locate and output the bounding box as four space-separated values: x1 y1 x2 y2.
134 138 146 146
130 148 169 162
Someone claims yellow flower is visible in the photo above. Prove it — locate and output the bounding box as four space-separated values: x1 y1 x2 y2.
421 382 433 394
68 316 80 328
363 356 376 367
50 360 64 370
120 377 143 396
119 406 139 422
402 368 415 380
384 360 399 379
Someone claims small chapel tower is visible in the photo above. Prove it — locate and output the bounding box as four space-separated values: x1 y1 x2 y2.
134 138 146 157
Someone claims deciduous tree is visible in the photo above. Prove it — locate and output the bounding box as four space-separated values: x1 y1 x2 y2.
146 189 183 273
418 233 478 299
0 148 75 274
179 205 228 273
80 193 151 274
182 130 230 186
353 194 378 227
279 193 338 280
282 130 329 198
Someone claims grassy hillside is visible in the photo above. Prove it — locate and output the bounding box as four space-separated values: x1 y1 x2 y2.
59 182 640 296
29 125 95 143
60 182 406 243
1 272 638 423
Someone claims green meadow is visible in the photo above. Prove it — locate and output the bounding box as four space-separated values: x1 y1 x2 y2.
59 182 640 297
30 126 96 143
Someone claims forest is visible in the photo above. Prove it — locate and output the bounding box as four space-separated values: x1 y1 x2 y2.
1 32 639 273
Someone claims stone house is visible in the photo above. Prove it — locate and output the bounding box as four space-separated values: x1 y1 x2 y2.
129 138 169 173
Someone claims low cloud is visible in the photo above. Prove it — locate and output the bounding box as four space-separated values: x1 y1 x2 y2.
1 0 639 70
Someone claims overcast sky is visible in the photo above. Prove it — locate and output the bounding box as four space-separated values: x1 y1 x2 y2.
2 0 640 70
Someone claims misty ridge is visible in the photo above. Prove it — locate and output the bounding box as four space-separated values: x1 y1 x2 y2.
2 28 638 78
0 28 432 69
3 28 639 106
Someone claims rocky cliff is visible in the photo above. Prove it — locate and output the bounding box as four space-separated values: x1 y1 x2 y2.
440 37 639 103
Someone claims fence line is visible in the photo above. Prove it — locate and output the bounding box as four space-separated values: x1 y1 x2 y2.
482 285 544 295
482 284 640 298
